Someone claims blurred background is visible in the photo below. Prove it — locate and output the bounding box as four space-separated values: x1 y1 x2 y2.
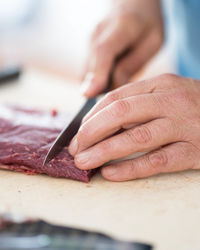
0 0 175 83
0 0 111 80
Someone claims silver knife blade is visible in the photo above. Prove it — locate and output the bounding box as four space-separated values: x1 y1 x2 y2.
43 98 96 165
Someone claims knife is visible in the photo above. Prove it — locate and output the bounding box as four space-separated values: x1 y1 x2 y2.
43 97 97 165
43 73 113 165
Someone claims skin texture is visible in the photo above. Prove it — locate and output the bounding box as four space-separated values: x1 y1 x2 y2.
82 0 164 97
69 74 200 181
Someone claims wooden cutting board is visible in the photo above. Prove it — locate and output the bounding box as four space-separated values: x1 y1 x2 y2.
0 69 200 250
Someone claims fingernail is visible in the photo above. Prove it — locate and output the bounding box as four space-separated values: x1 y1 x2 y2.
76 150 91 166
103 166 117 177
68 137 78 156
81 72 94 95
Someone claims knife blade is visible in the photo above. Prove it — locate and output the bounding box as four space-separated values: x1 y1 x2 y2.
43 97 96 165
43 60 116 166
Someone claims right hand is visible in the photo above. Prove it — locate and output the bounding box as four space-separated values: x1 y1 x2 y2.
82 0 164 97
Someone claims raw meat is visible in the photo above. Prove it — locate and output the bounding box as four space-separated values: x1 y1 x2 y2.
0 106 96 182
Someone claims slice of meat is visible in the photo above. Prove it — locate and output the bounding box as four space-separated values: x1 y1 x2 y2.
0 106 96 182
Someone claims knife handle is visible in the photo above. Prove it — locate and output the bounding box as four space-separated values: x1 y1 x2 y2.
102 48 131 94
102 70 113 94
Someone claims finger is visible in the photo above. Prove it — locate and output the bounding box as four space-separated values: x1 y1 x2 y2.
101 142 196 182
91 21 107 44
82 73 180 124
82 16 145 97
69 94 162 155
81 21 107 81
74 118 180 170
113 28 163 88
82 78 156 124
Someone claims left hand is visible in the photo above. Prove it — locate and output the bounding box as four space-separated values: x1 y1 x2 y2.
69 74 200 181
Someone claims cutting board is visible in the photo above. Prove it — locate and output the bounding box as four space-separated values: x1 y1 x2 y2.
0 69 200 250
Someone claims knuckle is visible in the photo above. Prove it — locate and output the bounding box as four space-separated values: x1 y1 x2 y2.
148 151 168 168
170 89 192 109
158 73 178 84
132 126 152 144
124 130 135 144
110 99 131 117
104 91 119 105
156 73 182 89
160 73 175 81
175 89 190 101
99 140 111 154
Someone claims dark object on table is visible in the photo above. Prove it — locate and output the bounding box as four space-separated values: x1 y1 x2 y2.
0 66 21 84
0 106 96 182
0 220 153 250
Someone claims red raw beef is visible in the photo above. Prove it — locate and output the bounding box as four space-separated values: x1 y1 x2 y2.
0 106 96 182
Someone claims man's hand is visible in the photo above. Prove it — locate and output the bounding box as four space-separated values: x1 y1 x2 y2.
82 0 164 97
69 74 200 181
